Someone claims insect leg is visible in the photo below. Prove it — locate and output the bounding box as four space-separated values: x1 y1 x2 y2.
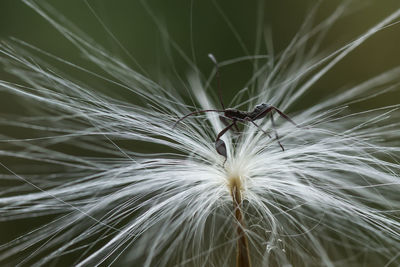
241 117 272 138
173 109 225 128
271 107 299 127
215 122 235 158
208 54 225 110
233 121 240 132
270 113 285 151
219 115 239 132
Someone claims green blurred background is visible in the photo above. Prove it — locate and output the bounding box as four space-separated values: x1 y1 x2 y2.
1 0 400 109
0 0 399 265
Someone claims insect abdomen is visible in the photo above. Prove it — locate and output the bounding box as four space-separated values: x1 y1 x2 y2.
224 109 247 120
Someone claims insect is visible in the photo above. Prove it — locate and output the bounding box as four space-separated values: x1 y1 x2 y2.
174 54 299 160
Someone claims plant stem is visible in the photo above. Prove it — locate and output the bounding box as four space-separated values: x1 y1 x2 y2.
231 182 251 267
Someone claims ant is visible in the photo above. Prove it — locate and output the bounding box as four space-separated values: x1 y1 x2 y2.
174 54 299 160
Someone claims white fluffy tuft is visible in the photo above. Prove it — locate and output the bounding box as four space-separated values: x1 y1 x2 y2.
1 1 400 266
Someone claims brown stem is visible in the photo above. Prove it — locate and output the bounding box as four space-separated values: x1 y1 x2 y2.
232 184 251 267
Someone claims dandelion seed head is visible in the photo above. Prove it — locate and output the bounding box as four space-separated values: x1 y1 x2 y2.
1 0 400 266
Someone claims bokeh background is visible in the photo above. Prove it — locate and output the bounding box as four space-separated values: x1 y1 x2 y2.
1 0 400 108
0 0 400 265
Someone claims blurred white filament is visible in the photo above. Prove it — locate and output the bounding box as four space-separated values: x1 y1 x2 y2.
0 1 400 266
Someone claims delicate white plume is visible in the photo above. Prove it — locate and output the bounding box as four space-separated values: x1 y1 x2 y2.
0 1 399 266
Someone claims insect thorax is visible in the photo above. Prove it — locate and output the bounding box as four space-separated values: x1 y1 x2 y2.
247 103 270 119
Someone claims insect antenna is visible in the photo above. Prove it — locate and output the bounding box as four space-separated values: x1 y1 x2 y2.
208 53 225 110
173 109 225 128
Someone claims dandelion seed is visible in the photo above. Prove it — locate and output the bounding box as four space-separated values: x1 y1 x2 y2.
1 1 400 267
